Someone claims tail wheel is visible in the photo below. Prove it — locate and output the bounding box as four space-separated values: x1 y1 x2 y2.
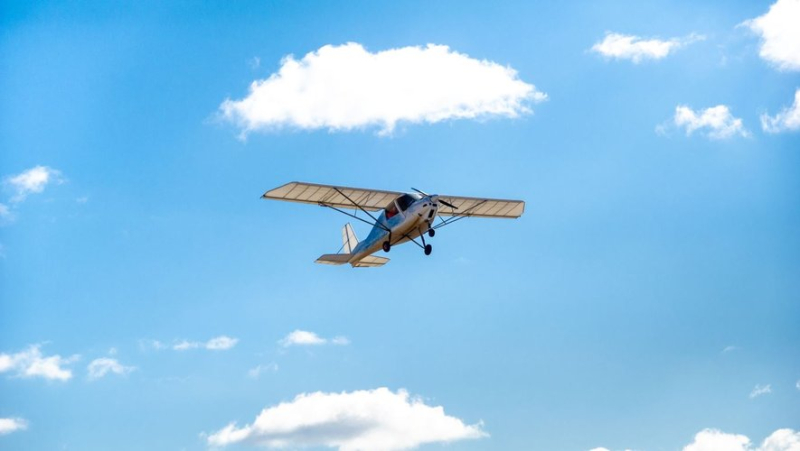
424 244 432 255
382 241 391 252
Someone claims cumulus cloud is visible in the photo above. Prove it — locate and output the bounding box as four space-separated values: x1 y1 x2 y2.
683 428 800 451
762 88 800 133
173 335 239 351
0 345 78 381
4 166 63 203
750 384 772 399
279 330 350 347
0 417 28 435
87 357 135 380
593 428 800 451
743 0 800 71
206 387 487 450
666 105 749 139
591 32 704 63
219 43 545 136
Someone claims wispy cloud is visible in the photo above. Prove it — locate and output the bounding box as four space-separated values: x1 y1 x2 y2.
247 363 278 379
139 339 167 352
761 88 800 133
722 345 739 353
591 32 704 63
660 105 749 139
0 417 28 435
749 384 772 399
742 0 800 71
0 344 79 381
219 42 545 137
4 166 63 203
87 357 135 380
0 203 12 223
173 335 239 351
279 330 350 347
206 387 487 450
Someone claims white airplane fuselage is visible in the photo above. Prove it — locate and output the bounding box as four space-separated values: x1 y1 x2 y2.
348 194 439 265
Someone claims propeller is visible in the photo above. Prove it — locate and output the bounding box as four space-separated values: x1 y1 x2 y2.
411 187 458 210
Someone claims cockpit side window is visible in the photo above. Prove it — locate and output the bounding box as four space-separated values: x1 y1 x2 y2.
385 200 399 219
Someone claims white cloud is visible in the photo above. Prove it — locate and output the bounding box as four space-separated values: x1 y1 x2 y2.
0 345 78 381
206 336 239 350
173 335 239 351
796 380 800 390
591 32 704 63
683 428 800 451
247 363 278 379
669 105 749 139
743 0 800 71
589 448 611 451
206 387 487 450
750 384 772 399
87 357 135 380
722 345 739 353
279 330 350 347
762 88 800 133
219 42 545 136
0 417 28 435
4 166 63 203
684 429 752 451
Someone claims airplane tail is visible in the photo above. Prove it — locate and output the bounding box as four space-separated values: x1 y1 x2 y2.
342 223 358 253
315 254 351 265
314 223 389 267
353 255 389 267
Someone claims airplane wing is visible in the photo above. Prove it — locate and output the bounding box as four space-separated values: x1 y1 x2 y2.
436 195 524 219
262 182 403 211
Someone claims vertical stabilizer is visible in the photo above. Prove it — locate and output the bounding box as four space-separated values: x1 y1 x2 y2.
342 223 359 254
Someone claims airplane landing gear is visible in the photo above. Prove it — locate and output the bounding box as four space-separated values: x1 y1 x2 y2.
424 244 432 255
428 229 435 237
382 241 391 252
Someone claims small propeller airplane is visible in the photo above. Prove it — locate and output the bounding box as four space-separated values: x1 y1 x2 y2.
262 182 525 267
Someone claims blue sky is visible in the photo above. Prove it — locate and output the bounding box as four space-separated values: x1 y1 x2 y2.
1 1 799 450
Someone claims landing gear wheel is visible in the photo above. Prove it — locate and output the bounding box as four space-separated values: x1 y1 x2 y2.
382 241 391 253
428 229 435 237
424 244 432 255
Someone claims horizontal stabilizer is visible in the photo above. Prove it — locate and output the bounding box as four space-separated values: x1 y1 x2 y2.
354 255 390 267
315 254 351 265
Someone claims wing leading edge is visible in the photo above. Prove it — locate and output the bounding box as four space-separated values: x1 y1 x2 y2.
436 195 524 219
262 182 524 219
262 182 402 211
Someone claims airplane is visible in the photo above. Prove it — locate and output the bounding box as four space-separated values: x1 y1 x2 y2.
262 181 525 267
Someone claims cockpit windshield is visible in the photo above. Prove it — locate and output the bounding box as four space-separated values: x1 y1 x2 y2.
396 193 421 212
385 193 422 219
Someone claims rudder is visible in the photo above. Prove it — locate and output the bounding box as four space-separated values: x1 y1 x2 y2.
342 223 358 253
